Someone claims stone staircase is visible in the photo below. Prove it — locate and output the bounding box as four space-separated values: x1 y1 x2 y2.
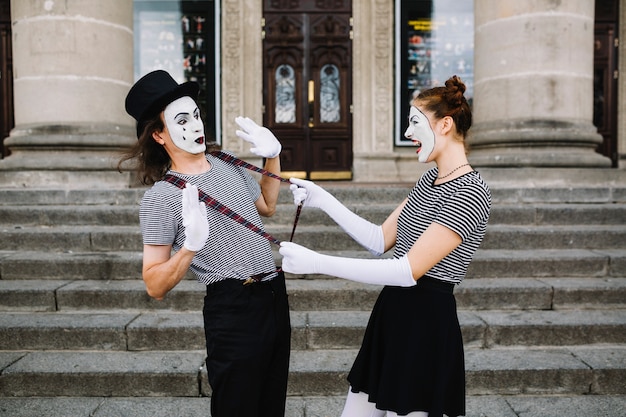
1 173 625 417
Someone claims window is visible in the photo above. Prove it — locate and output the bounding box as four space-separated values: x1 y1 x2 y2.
133 0 219 142
319 64 341 123
395 0 474 146
275 64 296 124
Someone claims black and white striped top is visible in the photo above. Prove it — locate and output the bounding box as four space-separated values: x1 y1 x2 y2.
394 168 491 284
139 152 278 285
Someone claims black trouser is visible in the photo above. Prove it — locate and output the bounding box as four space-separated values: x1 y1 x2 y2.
203 272 291 417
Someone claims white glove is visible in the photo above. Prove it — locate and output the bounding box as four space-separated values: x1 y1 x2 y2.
182 183 209 251
289 178 385 256
279 242 415 287
235 116 282 158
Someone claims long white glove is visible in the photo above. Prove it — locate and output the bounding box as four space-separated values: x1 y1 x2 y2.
182 184 209 251
235 116 282 158
279 242 416 287
290 178 385 256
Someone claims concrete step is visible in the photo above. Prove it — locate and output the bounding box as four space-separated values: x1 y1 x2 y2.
0 188 147 206
276 202 626 227
0 346 624 397
0 205 140 226
468 248 626 278
1 394 625 417
0 181 624 410
480 225 626 250
287 222 611 253
2 202 625 226
0 180 624 206
1 223 625 252
1 248 624 280
1 309 624 351
1 277 625 313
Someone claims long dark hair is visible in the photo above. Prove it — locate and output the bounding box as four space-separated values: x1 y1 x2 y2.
117 114 170 185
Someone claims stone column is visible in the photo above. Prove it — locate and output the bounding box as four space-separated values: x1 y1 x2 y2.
221 0 263 162
0 0 136 188
470 0 611 167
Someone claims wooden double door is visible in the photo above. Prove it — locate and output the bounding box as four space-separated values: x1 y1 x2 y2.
263 0 352 180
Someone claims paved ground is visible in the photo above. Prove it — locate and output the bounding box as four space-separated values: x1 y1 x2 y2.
1 395 625 417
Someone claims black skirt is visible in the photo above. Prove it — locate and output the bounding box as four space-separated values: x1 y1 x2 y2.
347 276 465 417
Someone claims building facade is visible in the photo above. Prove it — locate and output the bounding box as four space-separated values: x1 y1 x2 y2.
0 0 622 188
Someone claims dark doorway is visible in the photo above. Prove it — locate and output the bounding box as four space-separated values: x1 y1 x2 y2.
263 0 353 180
594 0 619 167
0 0 13 158
133 0 217 142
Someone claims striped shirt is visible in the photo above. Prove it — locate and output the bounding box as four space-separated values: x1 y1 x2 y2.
139 152 278 285
394 168 491 284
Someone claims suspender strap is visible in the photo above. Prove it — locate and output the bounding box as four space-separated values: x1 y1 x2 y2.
210 150 303 243
163 152 303 285
210 151 289 183
163 174 282 245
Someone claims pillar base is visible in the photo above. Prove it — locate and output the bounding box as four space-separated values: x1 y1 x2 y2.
469 120 612 167
469 146 612 167
0 124 136 189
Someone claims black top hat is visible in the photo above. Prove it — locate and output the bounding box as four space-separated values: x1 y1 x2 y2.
125 70 200 138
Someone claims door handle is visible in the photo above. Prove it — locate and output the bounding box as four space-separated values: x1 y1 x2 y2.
308 79 314 127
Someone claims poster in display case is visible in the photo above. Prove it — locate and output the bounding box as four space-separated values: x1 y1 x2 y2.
133 0 217 141
396 0 474 146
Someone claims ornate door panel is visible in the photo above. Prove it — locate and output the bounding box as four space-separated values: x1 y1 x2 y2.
263 0 352 180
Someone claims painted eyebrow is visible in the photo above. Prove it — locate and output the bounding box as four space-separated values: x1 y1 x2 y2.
175 107 199 118
174 107 200 117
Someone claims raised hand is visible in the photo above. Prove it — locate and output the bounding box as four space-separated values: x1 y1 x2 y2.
235 116 282 158
181 183 209 251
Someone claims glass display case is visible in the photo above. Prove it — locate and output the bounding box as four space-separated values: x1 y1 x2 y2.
133 0 218 142
396 0 474 146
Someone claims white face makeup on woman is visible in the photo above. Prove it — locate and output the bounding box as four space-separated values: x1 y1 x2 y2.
404 105 435 163
163 96 206 154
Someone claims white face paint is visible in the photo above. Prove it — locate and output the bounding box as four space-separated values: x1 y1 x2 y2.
404 106 435 163
163 96 206 154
